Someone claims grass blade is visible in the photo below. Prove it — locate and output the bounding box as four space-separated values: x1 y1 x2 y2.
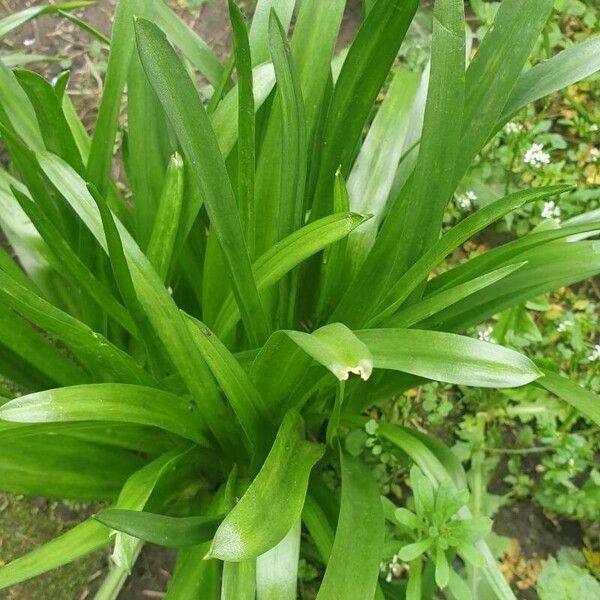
0 2 92 38
316 449 384 599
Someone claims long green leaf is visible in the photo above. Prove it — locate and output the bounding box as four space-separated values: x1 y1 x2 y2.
209 411 324 561
94 510 222 548
222 560 257 600
164 545 220 599
500 35 600 123
0 519 109 590
0 434 145 500
317 449 384 599
0 384 210 446
135 17 269 346
0 2 92 38
537 370 600 426
36 151 240 458
214 212 370 337
356 329 542 388
0 268 153 385
249 0 296 66
309 0 418 221
111 450 189 574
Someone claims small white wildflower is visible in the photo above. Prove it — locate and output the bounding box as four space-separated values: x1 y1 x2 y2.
23 38 35 47
588 344 600 362
504 121 523 135
524 143 551 168
590 147 599 160
455 190 477 211
541 200 561 221
477 325 495 343
590 124 599 133
557 320 573 333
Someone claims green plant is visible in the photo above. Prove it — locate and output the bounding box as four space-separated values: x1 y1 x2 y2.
0 0 599 598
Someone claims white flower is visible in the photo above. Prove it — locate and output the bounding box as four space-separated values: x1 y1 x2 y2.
524 143 551 168
541 200 561 221
504 121 524 135
557 320 572 333
477 325 495 343
590 124 599 133
455 190 477 211
23 38 35 47
588 344 600 362
590 147 599 160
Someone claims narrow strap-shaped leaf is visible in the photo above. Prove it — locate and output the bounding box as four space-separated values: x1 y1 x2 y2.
290 0 346 144
0 434 145 500
284 323 373 382
249 0 296 66
214 212 370 337
345 67 420 277
385 0 465 273
269 9 308 328
455 0 554 184
363 185 572 327
316 172 351 319
385 263 526 328
0 384 210 446
135 18 269 346
57 9 112 45
0 60 44 150
256 519 301 600
500 35 600 124
184 314 271 455
0 303 88 386
229 0 256 258
154 0 224 88
332 0 464 328
316 449 384 599
356 329 542 388
112 450 191 572
309 0 418 221
537 370 600 426
87 0 150 194
222 560 257 600
11 186 136 335
0 518 109 590
127 37 172 250
208 411 324 561
146 153 184 282
14 68 85 172
429 241 600 332
0 268 154 385
211 63 276 159
37 152 241 458
0 2 92 38
88 183 165 371
94 510 222 548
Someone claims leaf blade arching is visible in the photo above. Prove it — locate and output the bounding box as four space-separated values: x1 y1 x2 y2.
499 35 600 124
0 384 210 446
536 370 600 427
356 329 542 388
209 411 324 561
0 519 109 590
94 510 223 548
134 17 269 346
316 449 384 599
